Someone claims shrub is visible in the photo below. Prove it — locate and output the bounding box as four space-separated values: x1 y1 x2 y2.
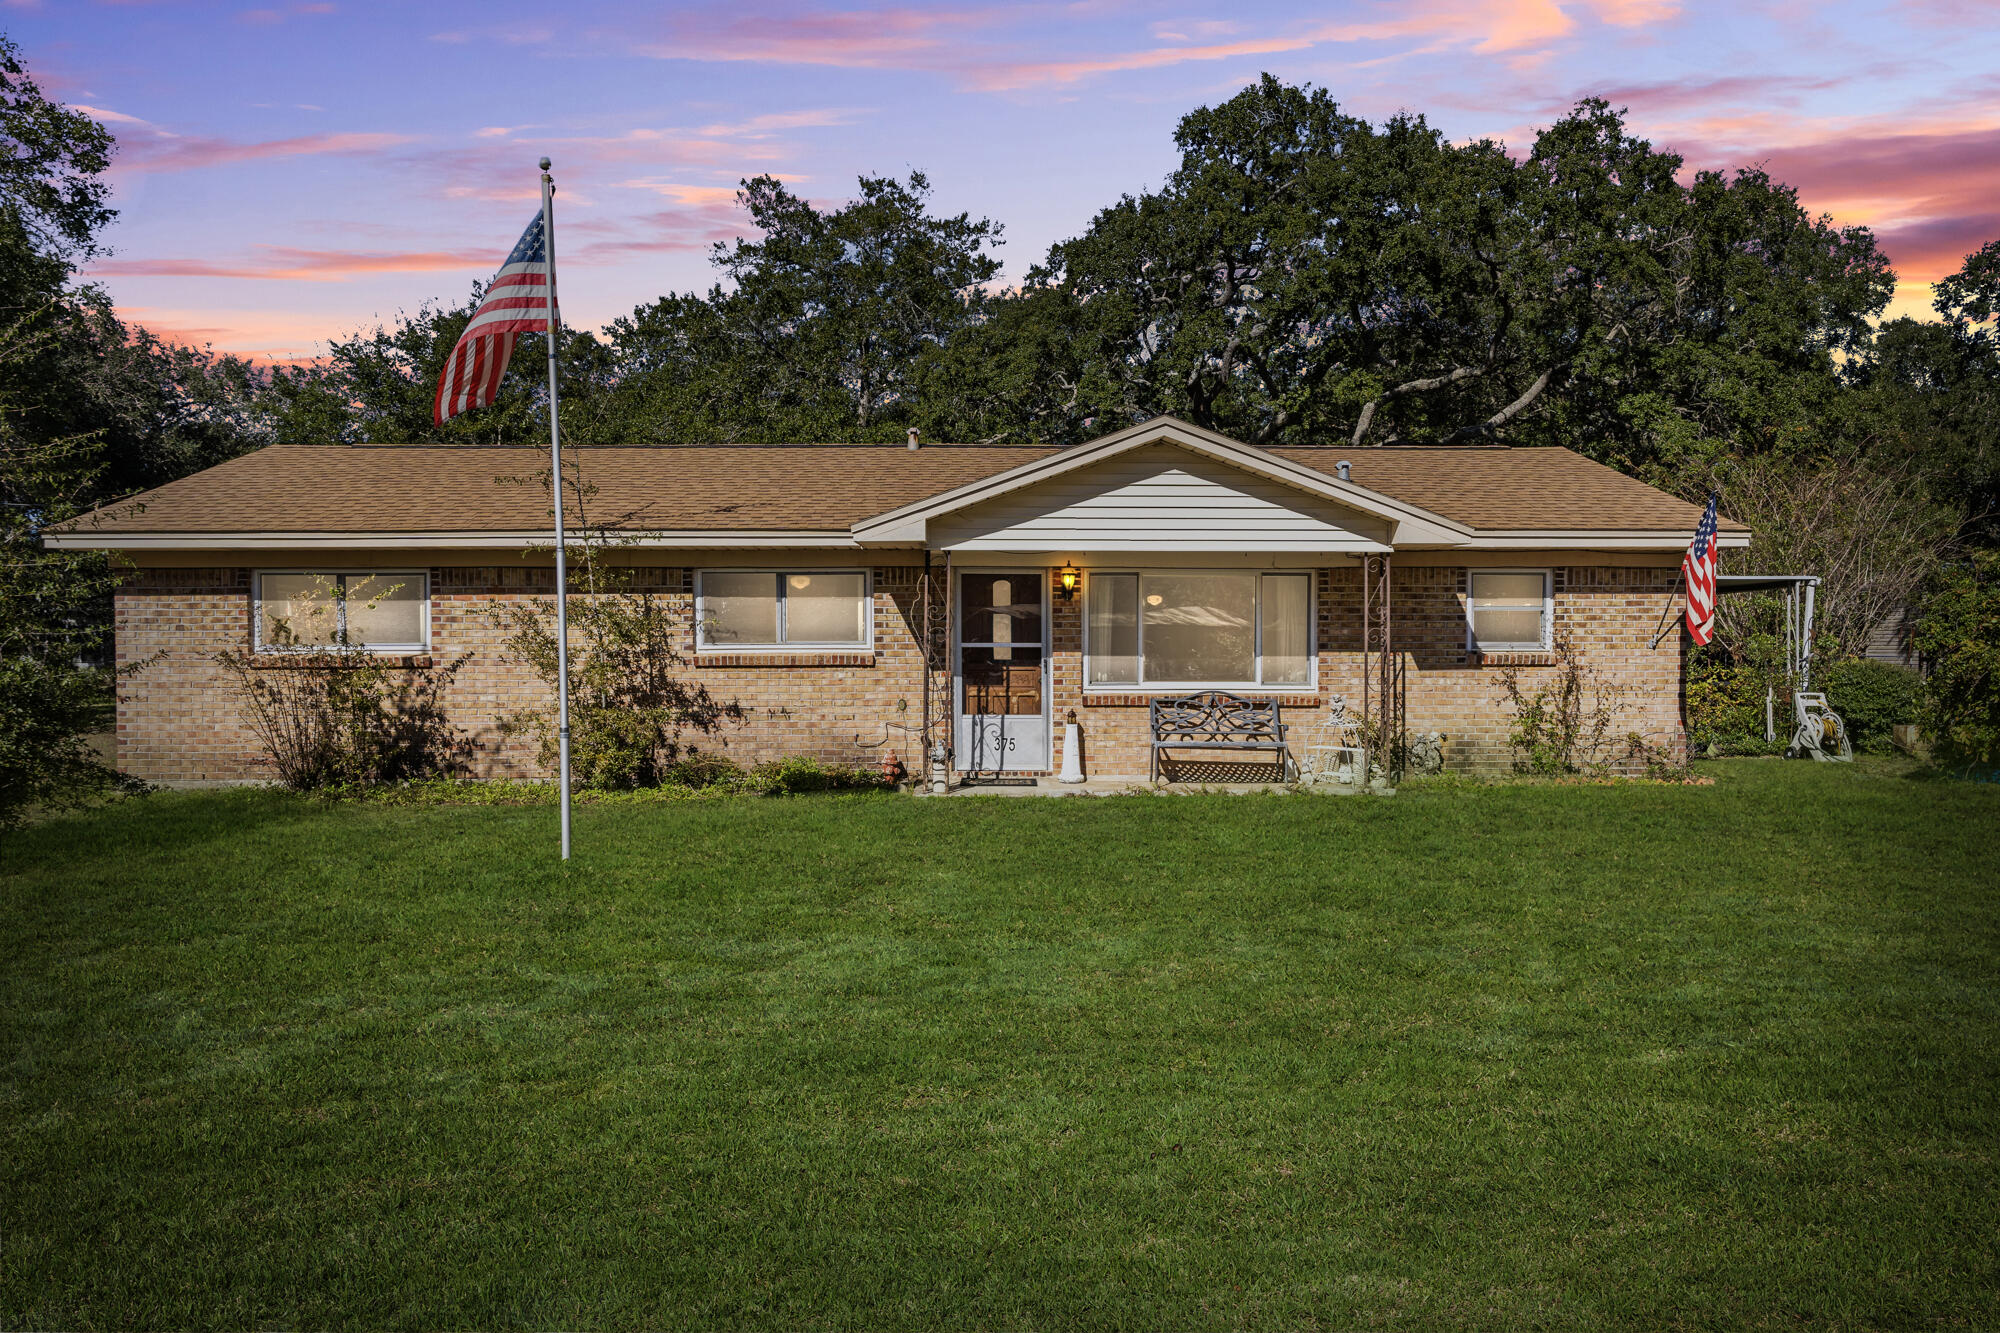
1685 652 1767 746
0 659 146 826
1821 659 1923 754
1494 629 1623 775
1914 552 2000 772
743 756 887 795
215 646 473 790
661 753 746 790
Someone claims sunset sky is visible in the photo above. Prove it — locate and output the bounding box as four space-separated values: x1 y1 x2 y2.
8 0 1997 363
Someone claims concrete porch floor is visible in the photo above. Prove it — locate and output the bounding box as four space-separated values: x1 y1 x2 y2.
933 772 1383 797
931 754 1386 797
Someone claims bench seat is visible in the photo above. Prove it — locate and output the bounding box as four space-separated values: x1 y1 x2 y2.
1148 691 1290 784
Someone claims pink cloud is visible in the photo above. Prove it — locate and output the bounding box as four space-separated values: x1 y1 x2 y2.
639 1 1615 93
964 33 1323 91
639 6 997 68
240 2 336 22
1573 0 1680 23
615 182 750 205
1665 124 2000 284
111 305 337 365
1470 0 1573 53
1152 20 1242 42
116 130 413 173
73 103 156 127
90 245 504 282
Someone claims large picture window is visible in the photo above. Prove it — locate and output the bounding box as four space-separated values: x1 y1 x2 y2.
697 570 870 649
1086 571 1313 688
1467 570 1552 651
255 571 429 651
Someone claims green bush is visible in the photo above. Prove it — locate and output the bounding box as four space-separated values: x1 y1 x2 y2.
1914 552 2000 773
0 659 144 827
744 756 888 795
1821 659 1923 754
660 753 745 790
1685 653 1767 746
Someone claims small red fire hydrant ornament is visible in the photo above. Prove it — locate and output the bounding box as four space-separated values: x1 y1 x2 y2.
880 752 906 786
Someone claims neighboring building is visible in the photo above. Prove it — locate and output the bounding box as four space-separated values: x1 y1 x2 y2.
47 416 1748 783
1863 608 1920 671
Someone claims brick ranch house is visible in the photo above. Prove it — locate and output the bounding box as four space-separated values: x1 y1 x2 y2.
49 416 1748 784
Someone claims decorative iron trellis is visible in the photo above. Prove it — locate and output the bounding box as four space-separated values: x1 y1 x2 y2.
1360 552 1407 779
917 550 954 771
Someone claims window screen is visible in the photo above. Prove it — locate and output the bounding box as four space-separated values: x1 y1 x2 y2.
1086 570 1311 687
256 572 428 651
1468 571 1550 649
1086 574 1139 684
1259 574 1312 685
698 571 869 648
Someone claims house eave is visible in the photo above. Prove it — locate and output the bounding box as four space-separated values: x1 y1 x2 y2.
1446 531 1752 551
41 529 874 552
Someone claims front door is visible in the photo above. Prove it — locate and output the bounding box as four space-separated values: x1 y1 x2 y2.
955 570 1050 774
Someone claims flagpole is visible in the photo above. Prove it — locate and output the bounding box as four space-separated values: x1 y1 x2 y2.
540 156 573 861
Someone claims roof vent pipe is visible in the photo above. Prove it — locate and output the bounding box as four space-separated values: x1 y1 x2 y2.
1335 459 1352 481
907 427 920 451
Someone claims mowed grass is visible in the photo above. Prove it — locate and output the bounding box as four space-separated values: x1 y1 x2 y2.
2 762 1997 1330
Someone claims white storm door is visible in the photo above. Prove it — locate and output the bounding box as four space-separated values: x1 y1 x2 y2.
954 570 1050 772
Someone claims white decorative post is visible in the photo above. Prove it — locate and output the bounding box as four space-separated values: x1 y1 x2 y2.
1059 709 1085 784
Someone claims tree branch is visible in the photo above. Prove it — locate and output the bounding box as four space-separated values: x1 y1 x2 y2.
1351 366 1486 447
1439 364 1559 444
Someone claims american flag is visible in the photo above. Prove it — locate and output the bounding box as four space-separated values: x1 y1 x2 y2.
1683 492 1720 645
432 211 554 425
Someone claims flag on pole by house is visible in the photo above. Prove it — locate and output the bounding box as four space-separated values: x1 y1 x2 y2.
1683 492 1720 645
430 163 575 861
432 210 554 425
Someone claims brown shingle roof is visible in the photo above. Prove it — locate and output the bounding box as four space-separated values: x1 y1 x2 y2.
1268 446 1748 532
56 438 1744 536
66 443 1061 534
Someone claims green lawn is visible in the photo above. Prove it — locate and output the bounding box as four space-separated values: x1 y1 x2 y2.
3 763 1997 1330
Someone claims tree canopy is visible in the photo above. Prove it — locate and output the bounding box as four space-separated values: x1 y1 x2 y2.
4 32 1999 803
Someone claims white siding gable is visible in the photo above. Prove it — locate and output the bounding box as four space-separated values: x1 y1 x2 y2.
929 444 1390 552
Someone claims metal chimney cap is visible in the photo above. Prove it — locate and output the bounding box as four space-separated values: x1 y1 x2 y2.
539 156 552 171
1335 459 1352 480
907 427 920 451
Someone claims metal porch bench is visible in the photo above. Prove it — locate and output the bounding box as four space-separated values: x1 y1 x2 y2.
1148 691 1291 784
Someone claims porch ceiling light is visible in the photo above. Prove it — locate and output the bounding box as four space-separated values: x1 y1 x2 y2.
1057 563 1081 601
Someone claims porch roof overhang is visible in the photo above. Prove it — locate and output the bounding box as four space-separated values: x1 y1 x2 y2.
848 416 1467 552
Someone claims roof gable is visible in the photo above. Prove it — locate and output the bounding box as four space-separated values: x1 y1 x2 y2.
928 442 1395 552
853 416 1468 547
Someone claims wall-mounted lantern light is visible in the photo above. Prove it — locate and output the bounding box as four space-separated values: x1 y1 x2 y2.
1057 563 1081 601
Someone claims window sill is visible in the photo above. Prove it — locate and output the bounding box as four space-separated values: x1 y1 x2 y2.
696 651 875 668
251 652 433 669
1470 650 1557 667
1083 691 1322 708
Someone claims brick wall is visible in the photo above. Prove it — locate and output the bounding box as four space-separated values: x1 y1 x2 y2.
114 557 1684 782
1049 562 1685 776
114 562 937 783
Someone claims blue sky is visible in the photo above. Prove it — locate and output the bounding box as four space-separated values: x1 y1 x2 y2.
8 0 1997 360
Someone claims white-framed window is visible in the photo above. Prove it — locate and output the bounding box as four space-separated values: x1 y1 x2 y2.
1085 570 1314 689
1466 569 1552 651
254 570 430 652
696 569 872 650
